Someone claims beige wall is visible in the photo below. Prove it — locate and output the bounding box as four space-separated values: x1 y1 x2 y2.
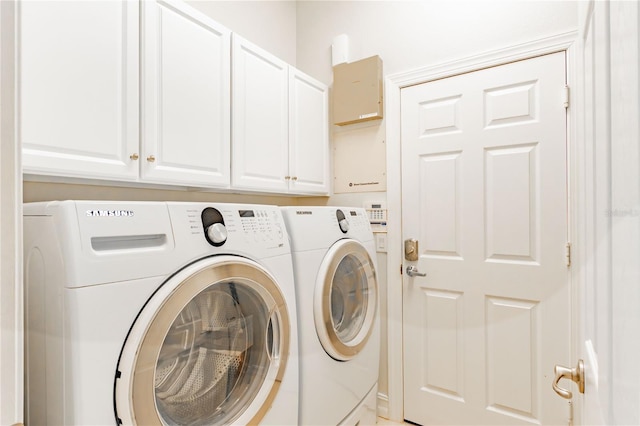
296 1 578 83
23 181 299 205
187 0 297 65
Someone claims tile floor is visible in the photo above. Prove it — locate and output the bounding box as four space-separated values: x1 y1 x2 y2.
377 417 412 425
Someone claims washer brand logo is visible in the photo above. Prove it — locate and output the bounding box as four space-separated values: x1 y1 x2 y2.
85 210 135 217
295 211 313 215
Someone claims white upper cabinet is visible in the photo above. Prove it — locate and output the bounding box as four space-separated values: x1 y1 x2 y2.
20 1 140 180
141 0 231 187
20 0 328 195
288 69 330 195
231 35 290 193
232 35 330 195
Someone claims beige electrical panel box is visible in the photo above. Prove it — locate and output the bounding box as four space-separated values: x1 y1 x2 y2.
333 123 387 193
333 55 383 126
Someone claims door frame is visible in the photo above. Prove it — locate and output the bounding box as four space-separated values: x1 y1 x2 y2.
0 1 23 425
383 31 578 422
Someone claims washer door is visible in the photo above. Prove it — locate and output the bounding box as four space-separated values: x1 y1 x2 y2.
115 255 290 425
314 239 377 361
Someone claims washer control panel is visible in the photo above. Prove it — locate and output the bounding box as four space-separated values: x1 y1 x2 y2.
236 208 285 244
187 204 285 249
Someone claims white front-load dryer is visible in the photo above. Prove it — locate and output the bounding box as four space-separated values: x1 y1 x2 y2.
280 206 380 426
23 201 298 425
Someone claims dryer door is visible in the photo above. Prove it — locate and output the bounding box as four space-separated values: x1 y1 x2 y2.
115 255 290 425
314 239 377 361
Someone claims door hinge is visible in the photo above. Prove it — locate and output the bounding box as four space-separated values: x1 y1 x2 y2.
566 242 572 267
568 400 574 426
563 85 570 108
400 264 403 275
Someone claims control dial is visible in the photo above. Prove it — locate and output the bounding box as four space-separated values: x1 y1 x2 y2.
201 207 227 246
336 209 349 233
207 223 228 245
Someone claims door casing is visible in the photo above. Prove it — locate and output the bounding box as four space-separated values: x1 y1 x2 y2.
383 31 579 422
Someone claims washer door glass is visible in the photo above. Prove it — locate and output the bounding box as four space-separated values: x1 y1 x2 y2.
314 239 377 361
115 256 290 426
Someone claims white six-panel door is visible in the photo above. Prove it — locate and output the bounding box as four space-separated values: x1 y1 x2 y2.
401 52 570 425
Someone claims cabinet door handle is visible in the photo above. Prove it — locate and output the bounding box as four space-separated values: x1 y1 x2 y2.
285 176 291 180
291 176 298 181
129 153 139 161
147 155 156 163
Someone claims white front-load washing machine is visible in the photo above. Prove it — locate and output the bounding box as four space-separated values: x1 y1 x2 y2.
23 201 299 425
280 206 380 426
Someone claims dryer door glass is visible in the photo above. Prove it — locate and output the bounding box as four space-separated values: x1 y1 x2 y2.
332 254 369 342
315 240 377 361
115 257 290 426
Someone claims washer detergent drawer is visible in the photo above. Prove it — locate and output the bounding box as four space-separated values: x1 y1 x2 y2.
65 201 176 287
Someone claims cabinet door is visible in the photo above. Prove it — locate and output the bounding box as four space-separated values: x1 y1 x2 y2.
231 35 289 193
289 68 330 195
141 0 231 187
20 1 139 180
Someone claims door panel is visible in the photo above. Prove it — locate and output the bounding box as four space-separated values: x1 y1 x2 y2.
231 35 289 192
401 52 569 425
578 3 609 423
20 0 139 179
576 1 640 424
289 67 329 194
141 0 231 187
289 69 330 194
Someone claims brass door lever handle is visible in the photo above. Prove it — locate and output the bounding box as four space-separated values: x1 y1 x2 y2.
552 359 585 399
